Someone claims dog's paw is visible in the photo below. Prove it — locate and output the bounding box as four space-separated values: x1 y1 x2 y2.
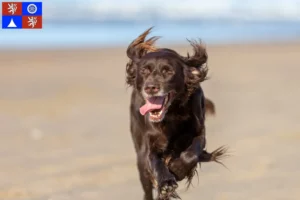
169 155 198 181
158 177 178 200
168 158 187 181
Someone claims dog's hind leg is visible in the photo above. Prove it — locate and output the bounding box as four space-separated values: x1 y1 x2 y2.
205 97 216 115
137 155 154 200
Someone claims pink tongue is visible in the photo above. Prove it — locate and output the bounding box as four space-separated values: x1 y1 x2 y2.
139 96 165 115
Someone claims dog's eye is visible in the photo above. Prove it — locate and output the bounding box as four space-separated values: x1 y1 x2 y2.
140 67 150 75
161 66 173 75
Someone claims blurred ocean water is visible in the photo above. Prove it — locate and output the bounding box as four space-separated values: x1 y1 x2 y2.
0 21 300 49
0 0 300 49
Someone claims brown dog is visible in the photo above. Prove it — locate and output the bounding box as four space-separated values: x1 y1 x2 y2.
126 27 227 200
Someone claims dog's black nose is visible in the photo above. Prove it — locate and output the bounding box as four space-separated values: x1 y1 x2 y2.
144 83 160 95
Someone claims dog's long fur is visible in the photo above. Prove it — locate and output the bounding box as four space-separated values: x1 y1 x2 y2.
126 27 226 200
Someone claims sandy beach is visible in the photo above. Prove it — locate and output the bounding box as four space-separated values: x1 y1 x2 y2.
0 41 300 200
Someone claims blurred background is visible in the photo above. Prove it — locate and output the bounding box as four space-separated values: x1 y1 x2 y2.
1 0 300 49
0 0 300 200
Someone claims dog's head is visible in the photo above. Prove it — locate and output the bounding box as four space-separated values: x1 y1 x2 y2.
126 27 208 123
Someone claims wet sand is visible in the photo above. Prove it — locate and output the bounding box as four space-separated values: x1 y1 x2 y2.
0 41 300 200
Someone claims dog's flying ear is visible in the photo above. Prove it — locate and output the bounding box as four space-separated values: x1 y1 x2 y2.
125 27 160 87
182 39 209 83
182 39 208 67
182 39 209 86
183 39 209 98
126 27 160 62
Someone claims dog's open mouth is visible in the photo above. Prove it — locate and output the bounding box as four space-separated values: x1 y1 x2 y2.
139 93 173 122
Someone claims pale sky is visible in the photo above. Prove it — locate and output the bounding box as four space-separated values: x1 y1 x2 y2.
1 0 300 21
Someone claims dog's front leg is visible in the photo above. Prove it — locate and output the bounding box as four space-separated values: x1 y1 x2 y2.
169 134 227 181
168 135 203 181
147 131 179 200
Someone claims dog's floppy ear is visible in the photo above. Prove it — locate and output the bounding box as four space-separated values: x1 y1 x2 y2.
126 27 160 62
183 39 208 67
183 39 209 98
182 39 208 82
126 27 160 86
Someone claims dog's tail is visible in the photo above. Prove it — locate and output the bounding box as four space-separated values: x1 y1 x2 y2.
205 97 216 116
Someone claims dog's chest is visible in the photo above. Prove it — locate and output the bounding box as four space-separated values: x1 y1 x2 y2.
161 120 196 153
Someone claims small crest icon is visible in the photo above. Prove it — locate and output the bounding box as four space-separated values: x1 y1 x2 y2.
2 2 22 16
27 16 37 28
27 4 37 14
7 18 17 27
8 3 17 15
